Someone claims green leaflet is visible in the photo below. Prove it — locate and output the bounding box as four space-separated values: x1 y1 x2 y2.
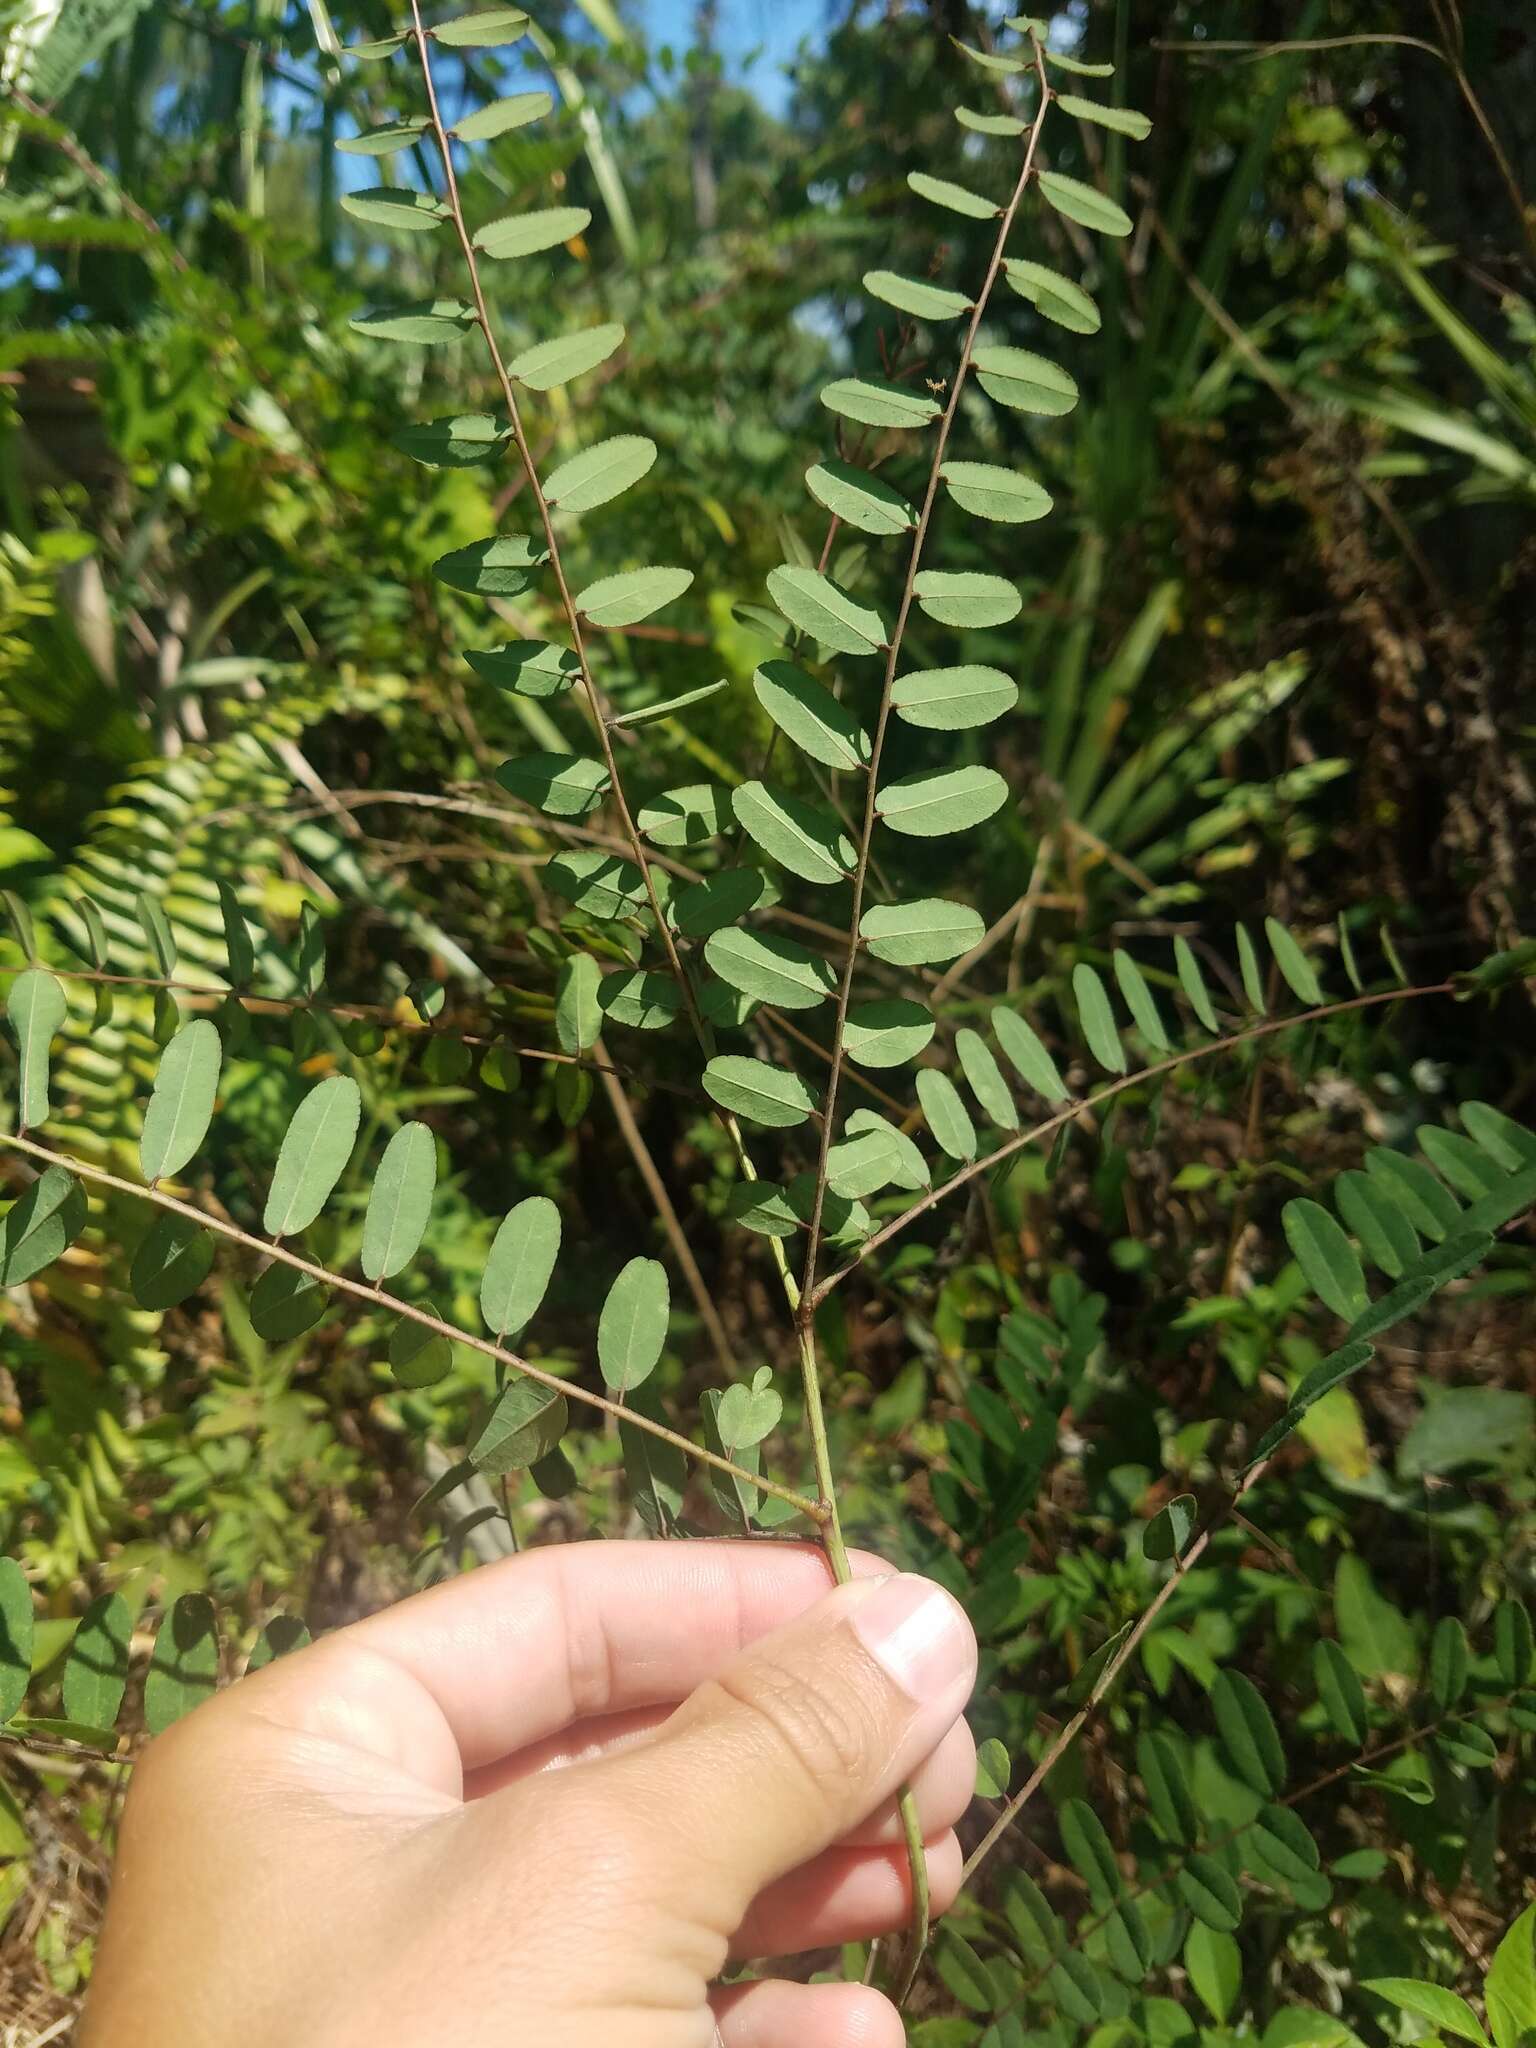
863 270 971 320
1072 964 1126 1073
912 570 1021 627
637 782 733 847
827 1114 929 1199
956 106 1026 137
337 118 429 156
140 1018 221 1183
1236 921 1267 1012
843 1000 935 1069
434 534 549 596
509 323 625 389
496 753 610 818
1112 951 1170 1052
7 966 67 1129
917 1068 976 1160
804 459 916 537
432 7 530 46
575 566 692 627
731 781 855 884
1283 1199 1369 1322
1177 1853 1243 1933
1246 1804 1320 1884
247 1615 312 1671
545 435 657 511
1060 1796 1122 1908
144 1594 219 1734
136 892 176 976
76 891 109 971
703 1055 816 1128
215 881 254 987
471 1378 568 1475
1266 916 1325 1004
1212 1668 1287 1795
1143 1492 1196 1561
974 1735 1010 1798
348 31 408 57
766 566 886 655
860 898 983 967
598 1256 669 1392
63 1592 131 1731
394 413 507 467
753 662 870 771
0 1555 34 1721
1364 1147 1463 1242
545 849 648 921
1461 1099 1536 1169
361 1121 436 1282
481 1196 561 1340
1037 168 1134 237
820 377 941 431
1313 1636 1368 1744
1417 1124 1503 1200
940 461 1053 524
556 953 601 1053
992 1008 1068 1101
704 928 836 1010
1336 1169 1418 1278
250 1263 329 1342
598 971 682 1031
466 641 580 697
352 299 475 343
130 1211 215 1309
1043 46 1114 76
973 345 1079 417
1363 1983 1491 2048
671 868 774 936
1174 934 1219 1033
875 765 1009 837
908 170 999 218
474 205 591 259
1002 257 1101 333
891 664 1018 730
1495 1599 1534 1685
956 1027 1019 1130
1138 1729 1199 1843
451 90 553 140
340 187 449 232
950 36 1026 74
263 1076 362 1238
1056 92 1152 138
1430 1615 1470 1708
1185 1925 1240 2024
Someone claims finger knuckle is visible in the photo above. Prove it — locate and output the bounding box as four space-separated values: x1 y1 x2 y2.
713 1657 877 1793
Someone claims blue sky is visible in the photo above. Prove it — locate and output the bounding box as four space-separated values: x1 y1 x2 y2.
636 0 827 114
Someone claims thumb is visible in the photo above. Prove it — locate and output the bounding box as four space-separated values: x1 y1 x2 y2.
595 1571 976 1927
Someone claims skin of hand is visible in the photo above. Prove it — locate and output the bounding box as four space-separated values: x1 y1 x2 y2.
80 1540 979 2048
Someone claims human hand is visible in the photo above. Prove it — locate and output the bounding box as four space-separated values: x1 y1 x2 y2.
81 1540 978 2048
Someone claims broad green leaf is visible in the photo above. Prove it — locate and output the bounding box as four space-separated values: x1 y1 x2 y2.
481 1196 561 1340
394 412 508 468
556 953 601 1053
1364 1147 1464 1242
1335 1554 1417 1680
470 1377 568 1475
432 7 529 45
844 1000 935 1068
1143 1493 1195 1561
361 1122 436 1282
509 323 625 389
1037 168 1133 236
912 570 1021 627
863 270 971 320
140 1018 221 1182
144 1594 219 1733
1137 1729 1198 1843
1486 1902 1536 2048
341 186 449 232
974 1736 1010 1798
63 1592 131 1730
703 1056 816 1128
7 967 67 1129
957 106 1026 137
1174 935 1219 1032
716 1371 783 1451
435 534 548 596
891 664 1018 729
1177 1853 1243 1933
475 204 590 259
1112 950 1170 1052
0 1164 86 1285
1185 1925 1240 2024
917 1068 976 1160
1056 92 1152 138
598 1257 669 1393
1417 1124 1503 1200
249 1263 328 1342
451 90 553 139
545 849 647 921
637 782 733 847
860 898 983 967
908 170 998 218
956 1028 1019 1130
1212 1668 1287 1794
992 1008 1069 1102
671 868 774 937
1236 921 1267 1012
352 299 475 343
389 1316 451 1389
703 928 836 1010
725 1181 799 1238
1283 1199 1369 1321
467 640 580 697
1495 1598 1534 1686
545 434 657 511
973 345 1079 417
1429 1616 1469 1708
1335 1170 1418 1279
876 765 1009 837
0 1556 33 1721
820 377 941 431
263 1075 362 1238
496 753 610 818
599 971 682 1031
766 566 886 655
940 461 1052 524
1073 964 1126 1073
1266 917 1324 1005
804 459 917 537
731 781 855 884
576 566 693 628
1362 1983 1490 2048
130 1211 215 1309
1003 257 1101 332
753 663 870 771
831 1110 929 1196
1060 1796 1121 1908
1313 1636 1367 1744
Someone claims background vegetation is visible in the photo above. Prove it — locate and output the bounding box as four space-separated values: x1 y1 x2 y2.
0 0 1533 2039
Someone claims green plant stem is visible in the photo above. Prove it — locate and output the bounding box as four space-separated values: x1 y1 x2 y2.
0 1128 820 1523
